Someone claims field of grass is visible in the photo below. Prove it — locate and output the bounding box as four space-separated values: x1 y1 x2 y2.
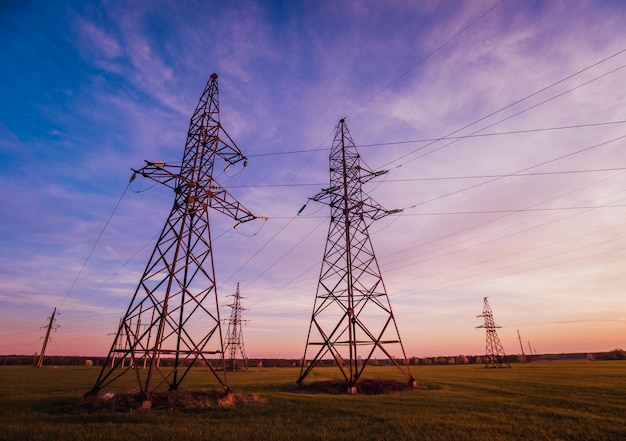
1 361 625 440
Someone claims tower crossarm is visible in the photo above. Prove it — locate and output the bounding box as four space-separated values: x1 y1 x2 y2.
131 161 260 224
204 184 258 224
303 187 401 221
360 197 402 221
132 161 181 191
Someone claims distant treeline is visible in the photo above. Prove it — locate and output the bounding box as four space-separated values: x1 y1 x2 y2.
2 349 624 367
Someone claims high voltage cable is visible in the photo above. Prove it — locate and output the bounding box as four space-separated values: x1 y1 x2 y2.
219 127 336 290
406 239 626 295
58 183 130 310
250 201 623 307
381 173 626 270
268 133 625 221
245 120 626 158
384 167 626 182
276 204 626 219
382 61 626 170
393 243 626 301
391 215 626 282
239 191 626 305
241 217 328 296
388 216 626 294
396 132 626 213
398 204 626 216
385 189 626 292
227 166 626 189
376 47 626 167
358 120 626 148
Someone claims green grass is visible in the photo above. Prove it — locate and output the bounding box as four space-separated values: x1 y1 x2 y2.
0 362 625 440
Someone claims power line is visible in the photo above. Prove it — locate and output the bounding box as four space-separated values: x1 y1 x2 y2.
227 166 626 189
244 120 626 158
278 204 626 219
380 177 626 272
392 220 626 286
271 153 626 221
357 120 626 149
383 184 626 294
397 132 626 212
409 237 626 294
58 183 130 310
384 167 626 182
398 204 626 216
382 61 626 170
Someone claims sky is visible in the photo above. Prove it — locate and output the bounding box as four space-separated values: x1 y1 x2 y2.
1 0 626 360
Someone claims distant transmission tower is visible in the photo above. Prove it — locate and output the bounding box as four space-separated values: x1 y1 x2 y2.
86 73 260 406
107 319 128 368
223 283 248 371
477 297 510 368
36 307 59 368
297 119 415 393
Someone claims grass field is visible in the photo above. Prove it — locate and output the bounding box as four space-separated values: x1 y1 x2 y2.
1 362 625 440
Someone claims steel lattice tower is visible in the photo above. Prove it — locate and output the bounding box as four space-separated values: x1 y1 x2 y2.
477 297 511 368
297 119 415 392
86 74 259 405
223 283 248 371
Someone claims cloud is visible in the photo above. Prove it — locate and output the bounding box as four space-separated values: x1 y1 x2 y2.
74 17 122 60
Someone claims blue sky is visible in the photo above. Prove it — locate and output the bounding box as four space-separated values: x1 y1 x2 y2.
1 0 625 359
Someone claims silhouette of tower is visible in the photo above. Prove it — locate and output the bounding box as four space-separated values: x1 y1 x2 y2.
223 283 248 371
296 119 415 392
477 297 510 368
36 307 59 368
86 74 259 405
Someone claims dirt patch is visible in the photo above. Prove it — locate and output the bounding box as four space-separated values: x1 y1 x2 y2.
78 389 267 412
296 378 428 395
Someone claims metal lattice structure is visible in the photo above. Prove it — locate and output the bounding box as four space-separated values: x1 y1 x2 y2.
37 307 59 368
477 297 511 368
223 283 248 371
86 74 259 405
297 119 415 392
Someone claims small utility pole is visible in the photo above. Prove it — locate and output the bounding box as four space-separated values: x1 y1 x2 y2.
527 341 534 361
517 329 526 363
37 307 59 368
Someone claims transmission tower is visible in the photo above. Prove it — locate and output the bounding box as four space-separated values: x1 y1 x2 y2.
86 73 260 406
107 319 129 368
296 119 415 393
223 283 248 371
36 307 59 368
476 297 510 368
